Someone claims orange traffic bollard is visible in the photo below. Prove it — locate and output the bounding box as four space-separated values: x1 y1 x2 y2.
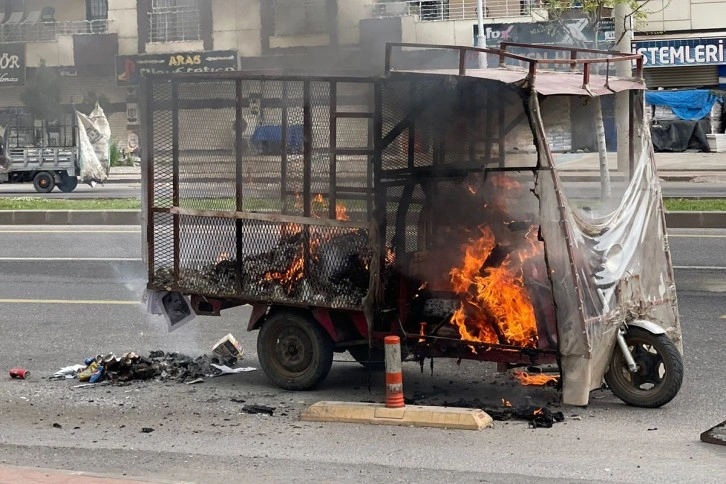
384 336 405 408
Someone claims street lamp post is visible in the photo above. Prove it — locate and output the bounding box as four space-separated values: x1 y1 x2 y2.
476 0 487 68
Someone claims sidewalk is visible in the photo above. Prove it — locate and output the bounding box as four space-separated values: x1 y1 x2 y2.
108 151 726 181
556 150 726 181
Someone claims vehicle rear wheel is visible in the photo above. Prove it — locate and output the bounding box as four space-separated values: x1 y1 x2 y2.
605 327 683 408
348 345 386 371
257 310 334 390
33 172 55 193
58 175 78 193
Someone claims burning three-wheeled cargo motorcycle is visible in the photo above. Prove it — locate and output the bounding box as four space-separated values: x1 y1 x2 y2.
142 42 683 407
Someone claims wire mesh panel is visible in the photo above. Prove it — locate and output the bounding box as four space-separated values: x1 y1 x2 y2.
145 73 377 310
152 81 173 208
177 80 237 211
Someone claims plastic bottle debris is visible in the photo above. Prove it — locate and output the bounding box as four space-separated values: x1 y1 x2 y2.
51 364 88 380
89 365 104 383
210 364 256 376
78 361 99 382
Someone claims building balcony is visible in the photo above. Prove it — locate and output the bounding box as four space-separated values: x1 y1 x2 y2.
0 19 111 44
370 0 545 21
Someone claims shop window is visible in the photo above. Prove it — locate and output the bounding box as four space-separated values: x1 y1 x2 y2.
149 0 200 43
272 0 327 37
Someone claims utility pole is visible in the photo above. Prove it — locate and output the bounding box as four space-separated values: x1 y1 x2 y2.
614 3 633 179
476 0 487 68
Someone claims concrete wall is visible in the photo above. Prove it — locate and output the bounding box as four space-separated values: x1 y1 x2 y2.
109 0 138 56
398 15 538 45
25 0 85 21
338 0 373 45
641 0 726 32
25 35 74 67
212 0 261 56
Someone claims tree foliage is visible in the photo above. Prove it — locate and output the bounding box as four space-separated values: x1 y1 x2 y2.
20 60 62 122
543 1 668 46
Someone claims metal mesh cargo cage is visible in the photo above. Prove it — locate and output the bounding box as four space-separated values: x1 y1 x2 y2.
142 75 377 310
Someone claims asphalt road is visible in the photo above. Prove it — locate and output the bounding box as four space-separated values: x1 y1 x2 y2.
2 179 726 200
0 226 724 483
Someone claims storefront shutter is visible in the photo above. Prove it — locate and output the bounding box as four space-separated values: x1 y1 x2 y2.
644 66 719 89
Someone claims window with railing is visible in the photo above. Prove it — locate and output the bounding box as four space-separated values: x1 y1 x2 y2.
86 0 108 20
149 0 200 43
272 0 327 37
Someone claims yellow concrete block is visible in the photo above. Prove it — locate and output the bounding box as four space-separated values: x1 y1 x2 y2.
300 401 493 431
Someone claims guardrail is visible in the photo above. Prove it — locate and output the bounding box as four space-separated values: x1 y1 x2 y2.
0 19 110 43
384 42 644 86
370 0 541 21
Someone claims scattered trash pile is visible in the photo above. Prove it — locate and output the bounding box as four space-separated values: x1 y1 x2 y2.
51 334 255 385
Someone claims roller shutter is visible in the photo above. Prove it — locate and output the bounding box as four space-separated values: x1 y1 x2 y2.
644 66 719 89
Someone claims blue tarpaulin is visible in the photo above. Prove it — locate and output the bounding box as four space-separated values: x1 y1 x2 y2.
645 90 723 121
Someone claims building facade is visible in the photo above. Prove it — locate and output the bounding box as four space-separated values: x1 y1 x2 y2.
3 0 717 151
635 0 726 89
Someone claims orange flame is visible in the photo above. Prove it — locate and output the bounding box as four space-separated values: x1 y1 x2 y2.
215 252 232 263
335 202 349 221
280 223 303 239
449 226 539 348
501 399 512 407
419 322 427 343
513 370 559 386
533 408 544 415
264 248 305 293
385 247 395 266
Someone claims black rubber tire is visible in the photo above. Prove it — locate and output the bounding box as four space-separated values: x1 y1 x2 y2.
33 172 55 193
605 327 684 408
58 175 78 193
257 311 334 390
348 345 386 371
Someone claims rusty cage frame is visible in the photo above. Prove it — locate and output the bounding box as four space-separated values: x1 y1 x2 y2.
142 42 644 363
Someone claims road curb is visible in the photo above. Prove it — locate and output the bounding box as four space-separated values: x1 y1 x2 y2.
0 211 724 228
300 401 493 430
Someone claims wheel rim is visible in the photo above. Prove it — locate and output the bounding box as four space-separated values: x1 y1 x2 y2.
610 334 669 396
39 177 49 188
268 323 314 377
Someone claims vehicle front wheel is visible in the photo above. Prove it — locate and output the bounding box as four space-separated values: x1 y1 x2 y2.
58 175 78 193
605 327 683 408
257 310 334 390
33 172 55 193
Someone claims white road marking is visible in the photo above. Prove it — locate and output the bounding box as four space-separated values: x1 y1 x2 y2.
673 265 726 270
0 257 142 261
0 230 139 234
0 299 139 305
668 234 726 238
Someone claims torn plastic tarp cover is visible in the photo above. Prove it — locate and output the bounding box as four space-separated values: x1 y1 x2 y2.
76 104 110 184
533 92 682 406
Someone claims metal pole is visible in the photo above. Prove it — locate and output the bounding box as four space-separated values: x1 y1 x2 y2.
614 3 632 178
476 0 487 68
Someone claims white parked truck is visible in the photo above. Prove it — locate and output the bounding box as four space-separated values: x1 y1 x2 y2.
0 113 80 193
0 107 110 192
